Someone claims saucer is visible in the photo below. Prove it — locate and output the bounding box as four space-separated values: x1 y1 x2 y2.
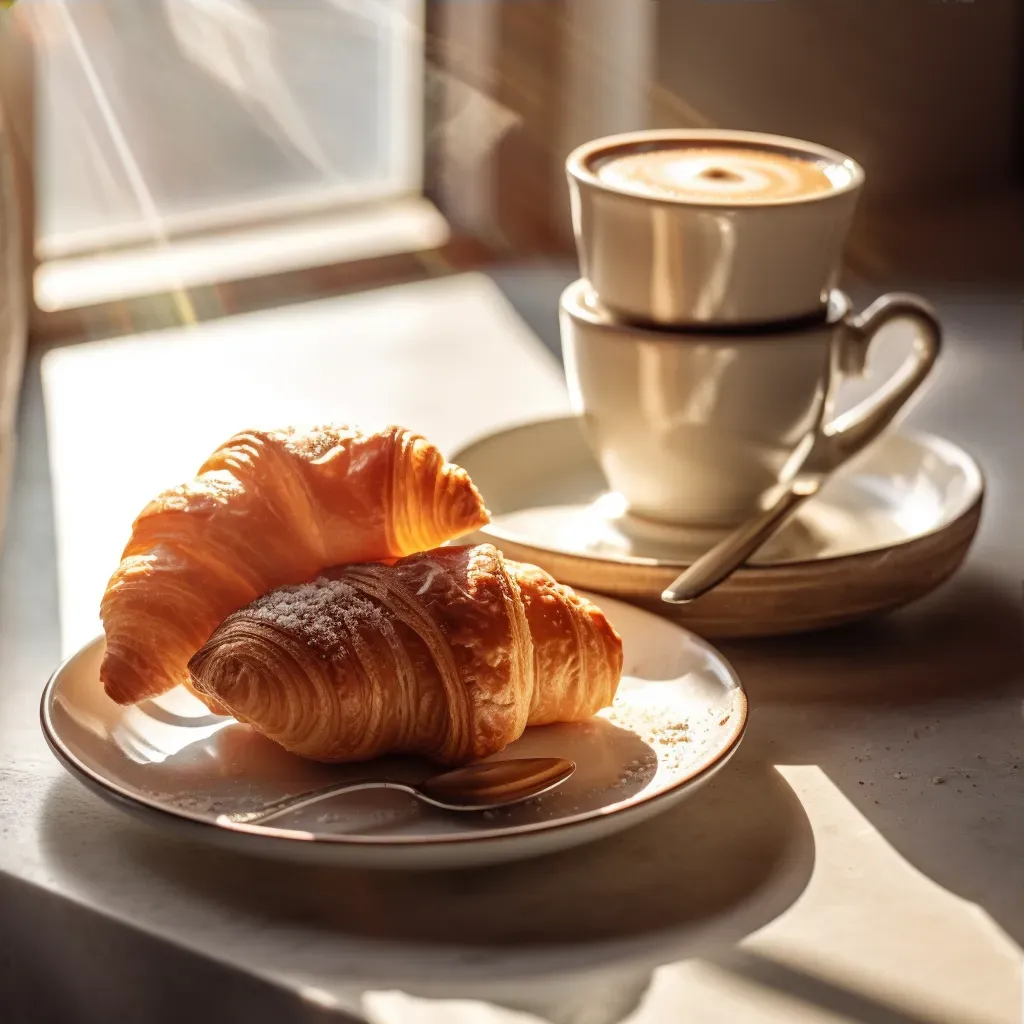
451 417 984 638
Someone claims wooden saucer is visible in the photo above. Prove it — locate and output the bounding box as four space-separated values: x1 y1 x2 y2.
451 417 984 638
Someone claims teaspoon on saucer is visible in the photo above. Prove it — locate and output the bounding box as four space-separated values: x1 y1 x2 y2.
220 757 576 826
662 411 872 604
661 475 821 604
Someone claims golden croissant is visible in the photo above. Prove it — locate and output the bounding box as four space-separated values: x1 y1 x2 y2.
188 543 623 765
100 425 489 706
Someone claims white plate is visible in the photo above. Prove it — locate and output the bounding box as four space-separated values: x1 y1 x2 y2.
452 418 984 638
41 594 747 870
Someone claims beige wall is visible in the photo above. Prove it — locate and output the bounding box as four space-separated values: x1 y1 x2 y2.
654 0 1020 205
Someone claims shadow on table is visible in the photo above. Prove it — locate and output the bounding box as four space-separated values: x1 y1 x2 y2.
41 747 813 1024
721 570 1022 707
721 568 1024 954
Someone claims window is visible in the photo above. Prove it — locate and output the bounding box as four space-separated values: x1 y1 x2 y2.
21 0 447 310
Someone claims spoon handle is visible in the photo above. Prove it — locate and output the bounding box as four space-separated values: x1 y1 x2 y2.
222 780 410 826
661 480 817 605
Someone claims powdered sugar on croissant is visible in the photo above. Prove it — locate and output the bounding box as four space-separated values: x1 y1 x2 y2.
100 425 489 706
188 544 623 764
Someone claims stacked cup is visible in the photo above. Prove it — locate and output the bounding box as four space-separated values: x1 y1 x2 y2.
560 129 942 539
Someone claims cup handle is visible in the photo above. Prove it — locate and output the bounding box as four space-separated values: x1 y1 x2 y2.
823 292 942 458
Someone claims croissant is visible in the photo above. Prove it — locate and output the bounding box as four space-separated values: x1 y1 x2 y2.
187 543 623 765
101 425 489 706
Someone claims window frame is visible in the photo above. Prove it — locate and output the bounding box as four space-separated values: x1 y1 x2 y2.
33 0 430 261
2 0 478 345
4 0 658 344
0 10 37 337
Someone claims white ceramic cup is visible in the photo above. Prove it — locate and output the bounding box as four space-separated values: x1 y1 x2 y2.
560 280 942 530
566 129 864 327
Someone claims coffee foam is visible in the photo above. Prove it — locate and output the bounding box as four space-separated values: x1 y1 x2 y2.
593 145 850 204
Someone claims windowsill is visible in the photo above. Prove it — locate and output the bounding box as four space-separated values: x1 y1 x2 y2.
34 195 450 314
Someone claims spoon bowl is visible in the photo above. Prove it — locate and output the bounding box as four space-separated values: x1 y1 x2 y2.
420 757 577 808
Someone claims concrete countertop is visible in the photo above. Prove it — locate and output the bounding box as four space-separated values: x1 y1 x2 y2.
0 269 1020 1024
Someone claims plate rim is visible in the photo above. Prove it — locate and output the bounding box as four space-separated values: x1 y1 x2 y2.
40 602 748 851
451 416 986 572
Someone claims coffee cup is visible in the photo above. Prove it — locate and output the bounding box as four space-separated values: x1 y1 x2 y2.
566 129 864 327
560 280 942 530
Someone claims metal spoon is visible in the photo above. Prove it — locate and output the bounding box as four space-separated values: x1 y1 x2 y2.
661 476 820 604
662 293 942 605
221 757 576 826
662 416 853 605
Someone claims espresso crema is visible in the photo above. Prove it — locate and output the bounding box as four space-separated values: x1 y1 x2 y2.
593 145 851 204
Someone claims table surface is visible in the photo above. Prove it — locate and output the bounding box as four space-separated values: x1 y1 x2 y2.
0 268 1021 1024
